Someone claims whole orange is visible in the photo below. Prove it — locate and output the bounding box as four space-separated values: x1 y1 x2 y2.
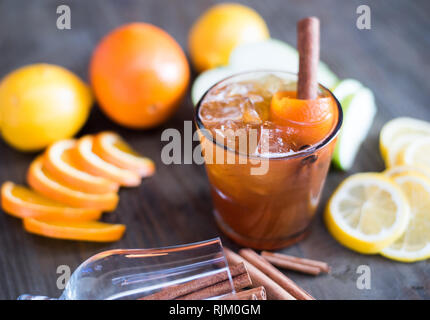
90 23 190 129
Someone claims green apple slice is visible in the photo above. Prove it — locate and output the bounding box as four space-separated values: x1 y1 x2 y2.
331 79 363 100
229 38 339 89
229 38 298 70
191 66 240 106
332 84 377 170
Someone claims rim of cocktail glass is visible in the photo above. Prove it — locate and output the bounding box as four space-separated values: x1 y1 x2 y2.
194 70 343 161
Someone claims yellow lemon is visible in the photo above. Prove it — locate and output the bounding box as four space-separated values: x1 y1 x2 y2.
188 3 269 72
0 64 92 151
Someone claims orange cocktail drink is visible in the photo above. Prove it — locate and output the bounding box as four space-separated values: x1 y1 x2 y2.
195 71 342 250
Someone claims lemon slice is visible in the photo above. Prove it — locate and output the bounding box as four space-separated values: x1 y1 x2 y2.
384 165 430 180
400 137 430 168
325 173 410 254
380 173 430 262
384 134 424 168
380 117 430 161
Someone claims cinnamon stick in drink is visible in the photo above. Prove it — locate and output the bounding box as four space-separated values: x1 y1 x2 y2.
140 262 247 300
239 248 315 300
224 247 295 300
220 286 267 300
297 16 320 99
261 251 331 274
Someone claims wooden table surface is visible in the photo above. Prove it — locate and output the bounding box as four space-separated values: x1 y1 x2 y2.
0 0 429 300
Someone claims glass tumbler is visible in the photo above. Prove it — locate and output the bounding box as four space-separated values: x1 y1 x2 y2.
194 71 342 250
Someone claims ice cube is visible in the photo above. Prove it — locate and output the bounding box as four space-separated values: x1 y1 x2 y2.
253 123 296 157
224 82 253 97
257 74 296 95
199 98 243 124
241 98 263 124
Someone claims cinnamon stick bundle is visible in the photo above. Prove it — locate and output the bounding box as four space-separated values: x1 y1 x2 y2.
224 248 295 300
177 270 251 300
140 262 250 300
239 248 315 300
261 251 331 274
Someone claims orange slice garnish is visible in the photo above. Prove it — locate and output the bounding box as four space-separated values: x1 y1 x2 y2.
1 182 102 221
44 139 119 194
27 157 119 211
93 132 155 177
23 218 125 242
270 91 336 146
73 135 141 187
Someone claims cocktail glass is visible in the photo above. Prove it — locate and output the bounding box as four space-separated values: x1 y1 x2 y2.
194 71 342 250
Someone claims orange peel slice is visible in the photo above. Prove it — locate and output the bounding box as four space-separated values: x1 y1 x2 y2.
23 218 125 242
73 135 141 187
270 91 336 146
1 181 102 221
93 132 155 177
27 156 119 211
44 139 119 194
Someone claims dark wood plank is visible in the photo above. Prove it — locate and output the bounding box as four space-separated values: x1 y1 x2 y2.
0 0 429 299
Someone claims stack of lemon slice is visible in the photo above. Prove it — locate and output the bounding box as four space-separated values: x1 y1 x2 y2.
325 117 430 262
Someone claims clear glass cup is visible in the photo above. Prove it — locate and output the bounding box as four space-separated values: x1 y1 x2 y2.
18 238 234 300
194 71 342 250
